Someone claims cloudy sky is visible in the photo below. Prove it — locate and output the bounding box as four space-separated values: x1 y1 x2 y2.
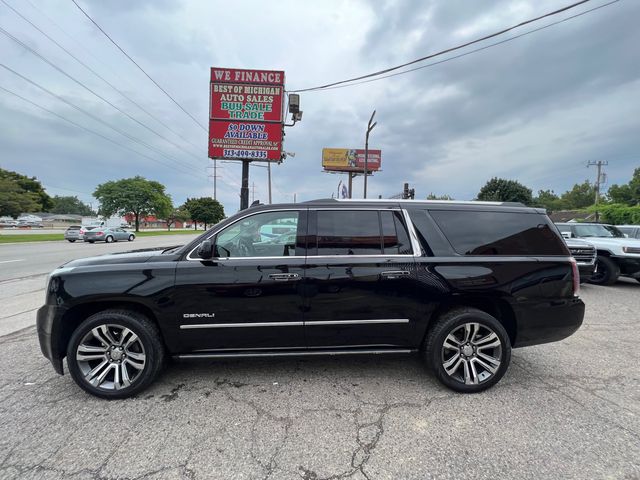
1 0 638 214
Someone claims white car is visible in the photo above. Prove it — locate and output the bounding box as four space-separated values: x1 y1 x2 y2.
556 223 640 285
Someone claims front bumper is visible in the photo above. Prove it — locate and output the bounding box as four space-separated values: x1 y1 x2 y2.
612 256 640 278
36 305 66 375
577 262 596 282
513 297 585 348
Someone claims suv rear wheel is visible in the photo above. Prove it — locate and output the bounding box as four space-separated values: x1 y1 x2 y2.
589 256 619 286
425 307 511 393
66 310 165 399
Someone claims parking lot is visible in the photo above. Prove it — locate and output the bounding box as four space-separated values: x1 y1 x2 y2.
0 239 638 479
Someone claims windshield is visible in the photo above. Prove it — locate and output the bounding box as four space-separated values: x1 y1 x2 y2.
573 224 625 238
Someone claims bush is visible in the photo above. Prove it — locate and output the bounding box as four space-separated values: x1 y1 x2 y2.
589 204 640 224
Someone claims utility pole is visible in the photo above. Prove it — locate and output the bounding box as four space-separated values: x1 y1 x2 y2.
251 182 256 204
588 160 608 222
364 110 377 199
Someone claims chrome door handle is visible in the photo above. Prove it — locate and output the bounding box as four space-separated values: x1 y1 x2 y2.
380 270 410 279
268 273 301 281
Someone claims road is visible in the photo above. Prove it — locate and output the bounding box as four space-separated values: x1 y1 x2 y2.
0 239 638 479
0 234 200 336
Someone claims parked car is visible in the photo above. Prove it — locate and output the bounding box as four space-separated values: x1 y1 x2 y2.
564 238 597 283
617 225 640 239
82 227 135 243
18 221 44 228
38 199 585 399
556 222 640 285
0 218 18 228
64 225 82 243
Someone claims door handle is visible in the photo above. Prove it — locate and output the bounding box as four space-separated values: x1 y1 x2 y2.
268 273 301 281
380 270 410 279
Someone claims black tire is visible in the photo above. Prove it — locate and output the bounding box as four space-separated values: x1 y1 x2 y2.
88 240 95 244
105 235 114 243
589 256 620 286
67 239 76 243
66 309 165 399
425 307 511 393
128 235 135 241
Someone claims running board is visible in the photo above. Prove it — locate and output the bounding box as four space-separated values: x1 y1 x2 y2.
174 348 416 360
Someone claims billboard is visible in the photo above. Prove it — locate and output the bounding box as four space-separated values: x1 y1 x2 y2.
209 67 285 162
322 148 382 172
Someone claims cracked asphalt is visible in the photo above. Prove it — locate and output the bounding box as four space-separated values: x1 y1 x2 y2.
0 281 639 479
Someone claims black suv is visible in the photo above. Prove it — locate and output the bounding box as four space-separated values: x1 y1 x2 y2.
37 200 585 398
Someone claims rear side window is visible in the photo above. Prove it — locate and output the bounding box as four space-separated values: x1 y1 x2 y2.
381 211 412 255
316 210 381 255
430 210 567 256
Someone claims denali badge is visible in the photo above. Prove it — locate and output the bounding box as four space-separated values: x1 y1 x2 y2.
182 313 216 318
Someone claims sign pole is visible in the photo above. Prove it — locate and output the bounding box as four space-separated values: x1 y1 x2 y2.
348 172 353 199
363 110 377 199
240 160 250 210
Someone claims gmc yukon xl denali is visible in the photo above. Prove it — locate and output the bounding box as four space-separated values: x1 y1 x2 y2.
37 200 585 399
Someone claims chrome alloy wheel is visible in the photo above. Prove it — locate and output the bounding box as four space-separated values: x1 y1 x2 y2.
76 324 146 390
441 322 502 385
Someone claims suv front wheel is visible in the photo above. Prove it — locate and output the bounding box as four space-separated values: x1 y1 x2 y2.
589 256 619 286
66 310 165 399
425 307 511 393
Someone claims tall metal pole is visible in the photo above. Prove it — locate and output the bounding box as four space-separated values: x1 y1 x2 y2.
348 172 353 199
240 160 250 210
213 159 217 200
267 162 272 204
364 110 377 199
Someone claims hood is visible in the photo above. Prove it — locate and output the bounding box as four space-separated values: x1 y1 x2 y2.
564 238 594 248
62 247 169 268
582 236 640 248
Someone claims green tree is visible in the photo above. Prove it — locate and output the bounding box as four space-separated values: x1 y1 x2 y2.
0 177 41 217
0 168 53 214
476 178 533 205
587 204 640 224
607 168 640 206
182 197 225 230
164 207 190 231
560 181 596 209
532 189 565 212
426 193 454 200
94 176 172 232
51 195 95 216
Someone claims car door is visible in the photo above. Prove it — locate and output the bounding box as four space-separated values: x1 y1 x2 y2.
174 208 308 352
303 208 419 349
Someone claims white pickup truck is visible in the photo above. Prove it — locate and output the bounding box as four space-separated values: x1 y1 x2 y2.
556 222 640 285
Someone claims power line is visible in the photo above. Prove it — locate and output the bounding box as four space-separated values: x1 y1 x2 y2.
0 63 202 175
0 84 202 178
0 24 204 169
70 0 207 132
4 0 205 156
289 0 596 92
302 0 620 92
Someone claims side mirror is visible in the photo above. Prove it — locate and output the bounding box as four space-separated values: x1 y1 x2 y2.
196 240 213 259
561 232 571 239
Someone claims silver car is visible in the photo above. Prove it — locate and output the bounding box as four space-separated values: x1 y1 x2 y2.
83 227 135 243
64 225 82 242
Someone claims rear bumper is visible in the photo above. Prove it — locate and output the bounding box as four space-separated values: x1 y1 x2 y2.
513 297 585 348
36 305 66 375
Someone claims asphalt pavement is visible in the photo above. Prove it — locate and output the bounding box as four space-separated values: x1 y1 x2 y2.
0 238 638 479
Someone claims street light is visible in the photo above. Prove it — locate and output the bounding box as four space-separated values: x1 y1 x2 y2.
364 109 377 199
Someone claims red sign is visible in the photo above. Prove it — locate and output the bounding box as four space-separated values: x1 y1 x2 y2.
208 120 283 161
209 67 285 162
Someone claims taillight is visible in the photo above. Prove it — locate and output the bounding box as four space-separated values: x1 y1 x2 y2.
570 257 580 296
96 231 104 236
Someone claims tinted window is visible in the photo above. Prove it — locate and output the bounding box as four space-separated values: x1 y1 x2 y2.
431 210 567 256
381 211 412 255
215 211 299 258
316 210 381 255
573 224 625 238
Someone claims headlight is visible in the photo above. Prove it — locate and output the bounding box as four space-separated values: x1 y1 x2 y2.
622 246 640 254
